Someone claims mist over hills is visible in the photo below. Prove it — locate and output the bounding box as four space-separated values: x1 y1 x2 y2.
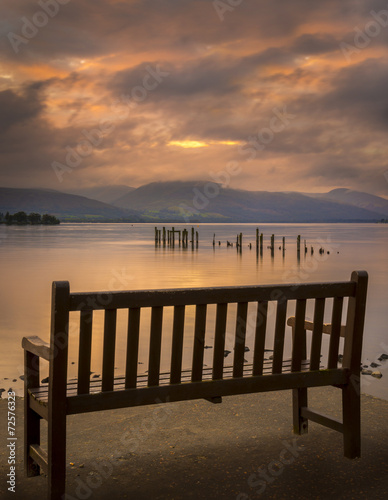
65 185 136 205
112 181 388 222
1 182 387 222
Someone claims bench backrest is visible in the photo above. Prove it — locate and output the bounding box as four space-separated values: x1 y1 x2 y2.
48 271 368 398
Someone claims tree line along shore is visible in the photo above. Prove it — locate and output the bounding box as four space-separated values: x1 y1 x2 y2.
0 211 60 225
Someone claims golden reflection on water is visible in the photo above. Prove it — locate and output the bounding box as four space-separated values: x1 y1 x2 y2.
1 223 387 400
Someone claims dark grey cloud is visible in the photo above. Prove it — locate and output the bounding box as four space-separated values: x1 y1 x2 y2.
0 86 44 133
291 33 340 55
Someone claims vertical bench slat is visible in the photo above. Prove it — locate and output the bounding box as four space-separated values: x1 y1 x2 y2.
272 300 287 374
191 304 207 382
148 306 163 387
125 307 141 389
328 297 343 369
77 310 93 395
170 305 186 384
310 298 325 370
102 309 117 392
47 281 70 500
253 301 268 376
233 302 248 378
291 299 307 372
24 350 41 477
213 303 228 380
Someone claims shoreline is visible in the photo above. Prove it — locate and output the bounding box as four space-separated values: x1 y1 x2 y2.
1 388 388 499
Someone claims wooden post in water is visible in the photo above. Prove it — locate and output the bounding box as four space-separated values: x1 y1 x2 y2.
239 233 242 248
297 235 301 254
260 233 263 253
282 236 285 250
271 234 275 250
304 239 307 254
195 231 199 248
213 233 215 247
256 228 259 249
155 227 158 243
163 227 166 245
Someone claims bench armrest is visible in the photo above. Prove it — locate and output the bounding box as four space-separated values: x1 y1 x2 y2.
287 317 346 338
22 336 51 361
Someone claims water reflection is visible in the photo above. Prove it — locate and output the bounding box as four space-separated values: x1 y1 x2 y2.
1 222 387 400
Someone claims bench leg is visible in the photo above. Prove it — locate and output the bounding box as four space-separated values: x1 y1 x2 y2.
342 378 361 459
292 388 308 435
24 405 41 477
47 413 67 500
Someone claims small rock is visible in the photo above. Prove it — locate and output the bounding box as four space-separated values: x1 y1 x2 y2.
0 388 5 397
79 464 85 468
224 350 231 358
12 379 17 382
92 374 100 379
362 365 368 369
378 353 388 361
370 362 380 368
371 371 383 379
71 362 75 365
361 369 373 375
204 345 213 349
244 346 250 352
4 377 8 380
19 375 24 381
269 355 274 360
41 377 49 384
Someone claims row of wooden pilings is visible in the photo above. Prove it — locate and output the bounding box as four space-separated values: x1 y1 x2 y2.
155 227 199 248
155 227 319 255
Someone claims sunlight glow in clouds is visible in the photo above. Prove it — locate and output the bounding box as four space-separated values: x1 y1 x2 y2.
0 0 387 196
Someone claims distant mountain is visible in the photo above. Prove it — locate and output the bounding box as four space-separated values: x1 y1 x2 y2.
64 185 135 205
0 187 143 222
113 181 387 222
307 188 388 217
2 183 386 223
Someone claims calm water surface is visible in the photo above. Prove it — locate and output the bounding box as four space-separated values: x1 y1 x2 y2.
1 223 387 400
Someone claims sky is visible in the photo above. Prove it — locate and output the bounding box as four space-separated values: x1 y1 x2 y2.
1 0 388 196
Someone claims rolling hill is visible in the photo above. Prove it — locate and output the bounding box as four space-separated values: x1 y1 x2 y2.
307 188 388 217
0 187 143 222
1 183 387 223
113 181 387 222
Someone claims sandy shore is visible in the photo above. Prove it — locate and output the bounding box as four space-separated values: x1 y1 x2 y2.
1 387 388 500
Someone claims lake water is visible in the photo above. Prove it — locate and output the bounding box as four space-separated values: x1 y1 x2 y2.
1 222 387 400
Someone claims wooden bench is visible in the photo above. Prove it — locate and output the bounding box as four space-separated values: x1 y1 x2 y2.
22 270 368 500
